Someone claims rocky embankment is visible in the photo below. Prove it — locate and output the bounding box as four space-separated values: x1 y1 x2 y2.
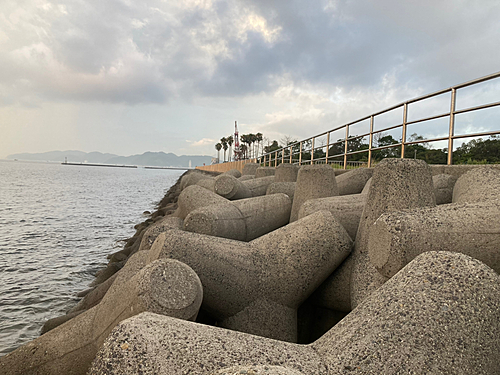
1 160 500 375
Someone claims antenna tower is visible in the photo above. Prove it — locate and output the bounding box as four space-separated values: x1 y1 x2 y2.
234 121 240 160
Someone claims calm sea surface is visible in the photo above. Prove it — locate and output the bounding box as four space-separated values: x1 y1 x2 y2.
0 161 183 355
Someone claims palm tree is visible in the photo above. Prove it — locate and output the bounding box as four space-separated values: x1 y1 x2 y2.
240 144 248 159
256 132 263 158
227 135 234 162
221 137 228 162
215 143 222 163
240 134 249 159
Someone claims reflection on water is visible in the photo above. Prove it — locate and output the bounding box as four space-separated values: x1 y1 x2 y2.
0 161 182 355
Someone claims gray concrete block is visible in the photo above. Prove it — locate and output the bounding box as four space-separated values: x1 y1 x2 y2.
212 366 304 374
275 163 299 182
290 165 338 222
242 175 275 197
0 259 203 375
224 169 242 178
369 200 500 277
88 312 325 375
308 254 353 313
433 173 457 205
180 171 213 190
255 167 276 178
360 177 371 195
196 177 216 191
298 194 365 239
184 193 291 241
149 210 352 341
139 216 184 251
89 251 500 375
452 166 500 204
238 175 255 181
313 251 500 374
242 163 260 176
336 168 373 195
350 158 435 309
266 182 296 200
174 185 229 219
214 174 253 200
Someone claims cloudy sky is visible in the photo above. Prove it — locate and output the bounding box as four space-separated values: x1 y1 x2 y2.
1 0 499 159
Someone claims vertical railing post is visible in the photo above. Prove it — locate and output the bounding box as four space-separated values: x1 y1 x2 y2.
343 125 349 169
401 103 408 159
289 145 293 163
368 115 374 167
299 142 303 165
447 88 457 165
325 131 330 165
310 138 315 165
274 151 278 167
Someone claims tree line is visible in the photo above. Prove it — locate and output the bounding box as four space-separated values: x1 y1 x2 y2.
215 133 263 162
261 133 500 165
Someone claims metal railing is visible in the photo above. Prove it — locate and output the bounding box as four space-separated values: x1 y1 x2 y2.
258 71 500 168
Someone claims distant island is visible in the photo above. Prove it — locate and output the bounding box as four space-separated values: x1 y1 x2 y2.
6 150 213 168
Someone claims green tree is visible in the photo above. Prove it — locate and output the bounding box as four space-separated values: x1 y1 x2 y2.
215 142 222 163
220 137 228 162
227 135 234 162
453 135 500 164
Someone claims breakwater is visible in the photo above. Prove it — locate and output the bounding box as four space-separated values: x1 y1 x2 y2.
1 160 500 374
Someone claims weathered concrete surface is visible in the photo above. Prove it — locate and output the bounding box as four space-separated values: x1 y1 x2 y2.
180 171 213 190
196 177 216 191
242 163 260 176
430 164 500 179
89 252 500 375
298 194 366 239
212 366 304 374
0 259 203 375
238 175 255 181
369 200 500 277
255 167 276 178
290 165 338 222
336 168 373 195
452 166 500 204
138 216 184 251
184 193 292 241
214 174 252 199
243 176 275 197
174 185 229 219
274 164 299 182
149 210 352 341
433 173 457 205
360 177 371 195
266 182 296 200
224 169 242 178
350 158 436 308
308 254 354 313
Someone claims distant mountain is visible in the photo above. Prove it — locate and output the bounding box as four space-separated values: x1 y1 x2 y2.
6 150 212 168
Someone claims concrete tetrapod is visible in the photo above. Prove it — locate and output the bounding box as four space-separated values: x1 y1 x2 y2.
298 194 366 239
89 251 500 375
350 158 435 309
275 163 299 182
214 174 253 199
335 168 373 196
242 163 260 175
266 182 296 200
183 193 292 241
138 216 184 251
452 166 500 204
369 199 500 278
174 185 229 219
148 210 352 342
0 259 203 375
212 366 304 374
255 167 276 178
290 165 338 222
243 175 275 197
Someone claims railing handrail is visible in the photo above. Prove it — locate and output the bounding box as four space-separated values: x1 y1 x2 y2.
256 71 500 168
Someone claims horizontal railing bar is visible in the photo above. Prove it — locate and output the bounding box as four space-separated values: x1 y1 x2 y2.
406 112 450 125
452 130 500 140
371 123 403 134
453 100 500 115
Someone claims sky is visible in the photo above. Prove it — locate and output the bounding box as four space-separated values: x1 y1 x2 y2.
1 0 500 159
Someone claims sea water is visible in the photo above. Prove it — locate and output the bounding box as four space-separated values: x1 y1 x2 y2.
0 160 183 355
